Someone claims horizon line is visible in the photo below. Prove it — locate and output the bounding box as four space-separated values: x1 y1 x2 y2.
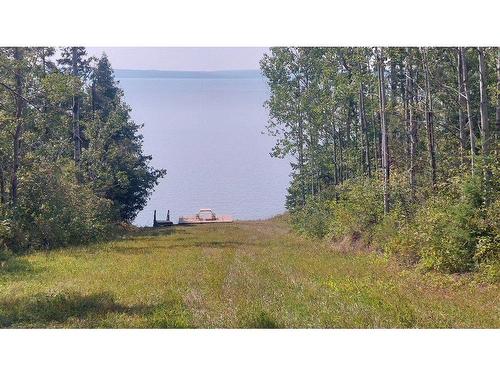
114 68 261 72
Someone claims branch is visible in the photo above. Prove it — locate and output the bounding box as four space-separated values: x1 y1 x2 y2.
0 81 42 112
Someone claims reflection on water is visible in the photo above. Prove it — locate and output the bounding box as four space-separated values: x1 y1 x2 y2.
117 75 290 226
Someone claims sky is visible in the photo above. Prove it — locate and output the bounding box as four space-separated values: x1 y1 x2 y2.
85 47 269 71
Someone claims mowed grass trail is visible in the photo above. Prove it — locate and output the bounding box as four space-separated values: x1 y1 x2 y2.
0 217 499 328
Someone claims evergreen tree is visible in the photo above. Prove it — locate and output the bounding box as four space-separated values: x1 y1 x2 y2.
0 47 165 250
83 54 166 221
91 53 118 120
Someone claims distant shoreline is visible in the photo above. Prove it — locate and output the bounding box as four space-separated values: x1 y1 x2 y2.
115 69 263 80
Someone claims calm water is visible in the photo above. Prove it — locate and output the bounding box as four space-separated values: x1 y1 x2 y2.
117 75 290 226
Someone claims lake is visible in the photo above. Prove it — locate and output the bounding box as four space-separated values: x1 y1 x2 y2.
116 71 291 226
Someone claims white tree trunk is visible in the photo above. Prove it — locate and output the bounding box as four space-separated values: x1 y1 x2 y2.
72 47 81 168
460 47 476 175
478 47 491 204
378 48 389 214
11 47 24 205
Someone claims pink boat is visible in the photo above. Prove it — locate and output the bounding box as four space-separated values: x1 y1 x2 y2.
178 208 233 225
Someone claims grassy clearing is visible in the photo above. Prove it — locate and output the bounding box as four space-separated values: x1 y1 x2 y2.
0 216 498 328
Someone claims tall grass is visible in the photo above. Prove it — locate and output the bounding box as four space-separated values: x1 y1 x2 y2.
291 174 500 281
0 219 498 328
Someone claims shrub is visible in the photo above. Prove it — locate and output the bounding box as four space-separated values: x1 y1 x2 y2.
12 161 113 250
415 198 476 273
385 193 480 273
383 226 420 266
372 207 409 253
0 217 12 249
474 198 500 281
290 178 383 240
327 178 383 240
290 196 332 238
475 235 500 265
290 171 498 277
383 172 498 274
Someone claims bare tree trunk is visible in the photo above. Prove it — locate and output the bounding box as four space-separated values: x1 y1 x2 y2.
478 47 491 204
378 48 390 214
359 83 371 177
390 59 398 110
457 48 467 165
460 47 476 175
496 48 500 147
309 130 315 196
339 131 344 183
403 73 411 164
403 78 410 164
422 48 437 189
332 123 338 185
0 164 5 204
11 47 25 205
405 52 417 199
298 118 306 204
478 48 490 158
72 47 82 169
371 101 378 173
298 119 305 204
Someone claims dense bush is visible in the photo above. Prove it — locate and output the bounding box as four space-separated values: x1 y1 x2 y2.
291 178 383 241
382 173 500 274
290 196 332 238
327 178 384 240
10 162 113 250
0 218 12 263
291 172 500 277
0 49 164 254
262 47 499 280
474 198 500 281
371 207 408 253
385 197 476 272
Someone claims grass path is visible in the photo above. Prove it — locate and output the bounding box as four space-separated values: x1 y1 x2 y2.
0 217 498 328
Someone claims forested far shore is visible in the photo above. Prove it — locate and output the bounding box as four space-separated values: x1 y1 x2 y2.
261 47 499 280
0 47 165 253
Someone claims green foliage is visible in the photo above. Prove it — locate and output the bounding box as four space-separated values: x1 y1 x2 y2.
41 72 78 103
13 162 112 250
82 106 165 222
410 198 475 273
371 207 408 252
291 172 499 276
91 54 119 120
1 220 498 328
474 199 500 282
0 218 12 248
0 48 165 252
82 54 166 222
262 47 500 277
385 175 498 274
290 196 332 238
0 218 13 265
290 178 384 241
0 248 12 264
327 178 384 240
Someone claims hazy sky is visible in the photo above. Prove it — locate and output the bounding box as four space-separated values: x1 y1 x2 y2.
85 47 269 71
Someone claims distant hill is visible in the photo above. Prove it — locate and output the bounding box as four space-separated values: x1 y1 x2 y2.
114 69 263 79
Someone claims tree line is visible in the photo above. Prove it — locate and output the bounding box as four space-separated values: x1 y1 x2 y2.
0 47 165 251
261 47 499 275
